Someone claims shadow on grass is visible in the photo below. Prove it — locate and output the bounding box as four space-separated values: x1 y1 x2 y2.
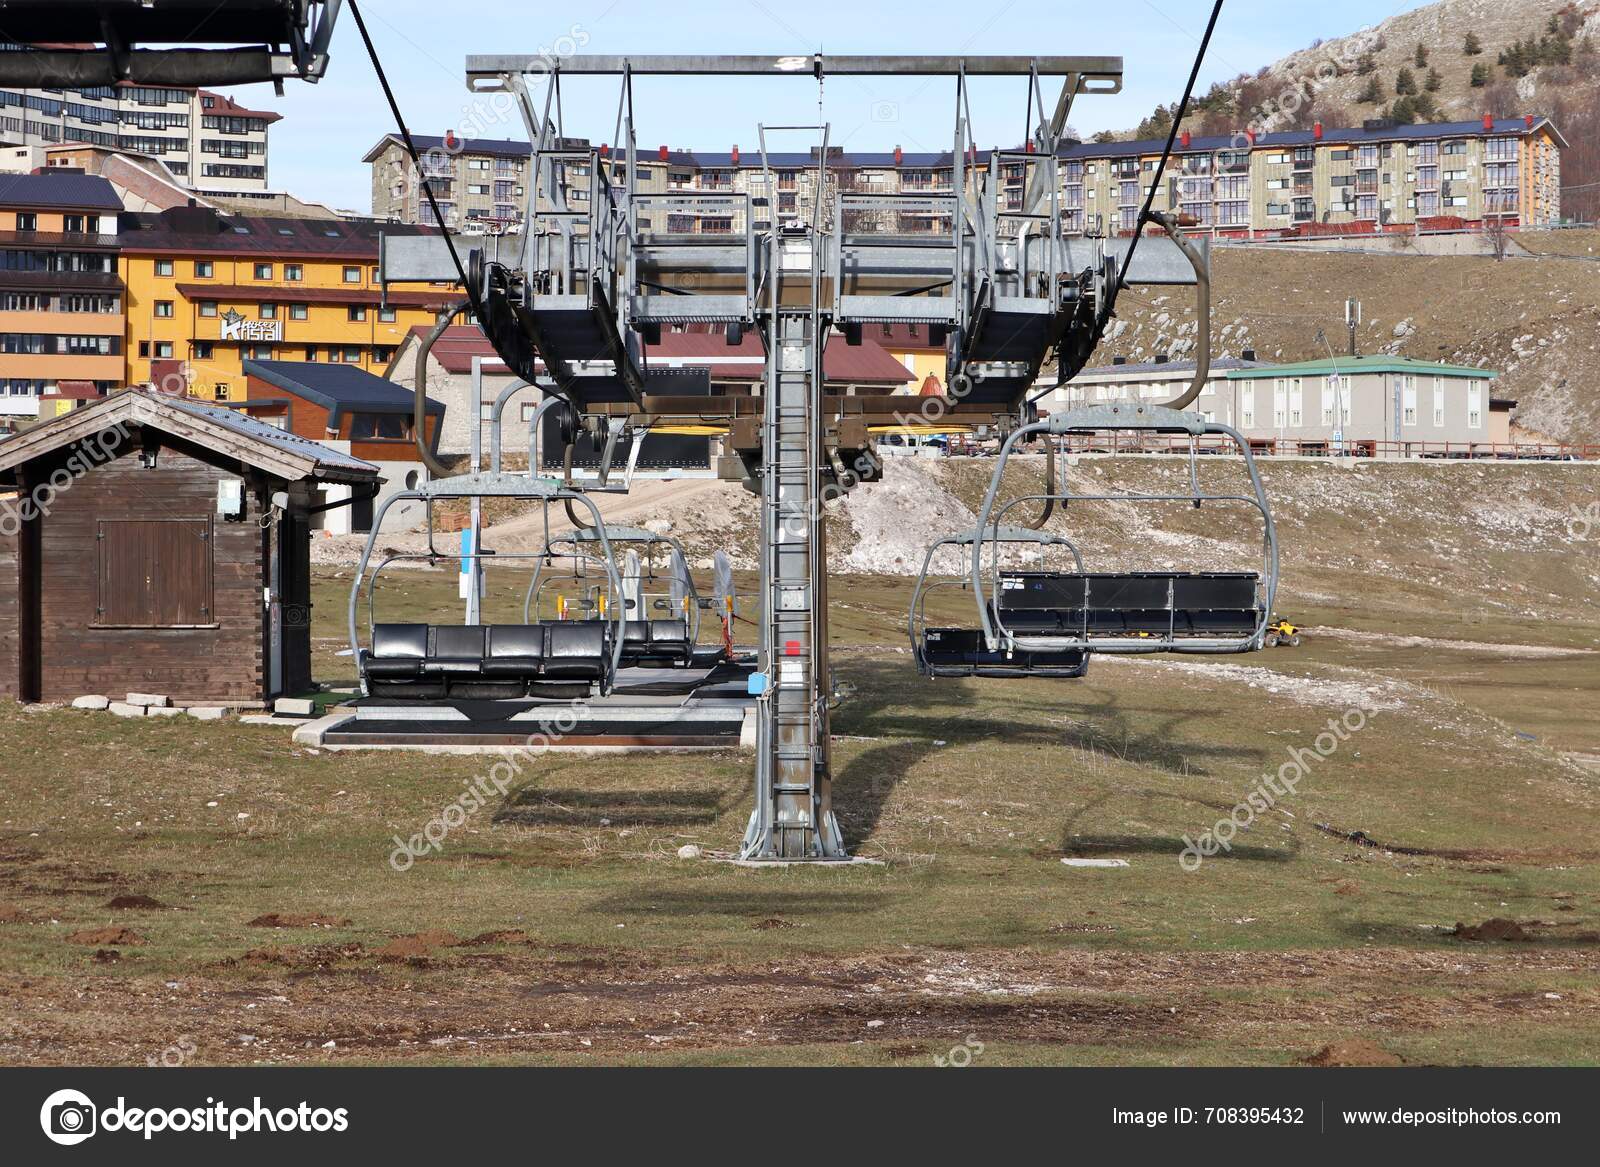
495 786 740 829
1055 833 1300 863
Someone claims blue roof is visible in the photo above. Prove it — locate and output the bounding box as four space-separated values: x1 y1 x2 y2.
0 172 123 212
243 360 444 419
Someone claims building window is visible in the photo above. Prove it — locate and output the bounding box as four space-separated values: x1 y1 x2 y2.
246 344 273 360
349 413 409 440
373 346 394 363
1467 383 1483 429
1240 385 1254 429
285 264 303 281
1273 379 1287 429
15 212 36 232
155 259 174 277
260 303 277 319
253 262 272 280
95 519 214 628
154 341 173 358
194 260 213 278
1402 376 1418 426
304 347 318 361
194 341 214 360
1433 378 1444 427
347 305 367 322
214 383 230 402
154 300 173 318
1288 379 1303 427
198 301 217 317
137 341 149 358
343 346 362 363
378 306 396 323
289 303 308 320
342 266 361 284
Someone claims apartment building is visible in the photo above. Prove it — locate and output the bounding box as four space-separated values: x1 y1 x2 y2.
118 205 456 401
0 79 278 191
365 134 535 230
368 116 1562 239
0 173 125 417
1059 115 1565 237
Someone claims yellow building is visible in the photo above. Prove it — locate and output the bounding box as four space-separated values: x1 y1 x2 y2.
118 205 458 401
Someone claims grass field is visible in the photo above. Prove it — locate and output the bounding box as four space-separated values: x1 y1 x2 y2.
4 545 1600 1066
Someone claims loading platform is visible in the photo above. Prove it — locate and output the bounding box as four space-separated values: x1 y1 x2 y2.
305 658 757 752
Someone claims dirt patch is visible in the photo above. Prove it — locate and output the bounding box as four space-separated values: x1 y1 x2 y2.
376 931 462 961
105 894 166 910
1302 1039 1404 1067
1451 919 1534 943
0 902 31 923
247 912 351 929
753 917 796 931
91 948 123 964
66 927 145 946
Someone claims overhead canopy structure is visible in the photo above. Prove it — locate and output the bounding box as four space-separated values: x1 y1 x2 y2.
0 0 341 87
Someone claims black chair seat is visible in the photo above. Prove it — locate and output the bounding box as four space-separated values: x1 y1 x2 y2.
364 658 424 679
481 657 543 677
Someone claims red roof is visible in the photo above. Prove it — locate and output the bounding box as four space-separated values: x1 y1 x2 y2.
198 90 283 125
408 325 915 385
179 283 456 309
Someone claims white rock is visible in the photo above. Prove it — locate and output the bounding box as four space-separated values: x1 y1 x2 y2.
146 706 183 718
72 695 110 710
676 844 702 860
273 697 317 718
186 706 226 721
238 714 280 726
108 701 145 718
125 692 170 708
1060 858 1130 868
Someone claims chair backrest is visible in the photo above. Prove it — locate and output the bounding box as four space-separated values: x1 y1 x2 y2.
547 620 607 659
649 619 688 642
372 623 428 659
623 620 651 647
489 625 545 659
431 625 487 659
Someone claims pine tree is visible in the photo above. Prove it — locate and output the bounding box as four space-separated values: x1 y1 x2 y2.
1464 31 1483 56
1394 67 1418 96
1414 43 1429 68
1390 96 1419 125
1413 93 1439 121
1358 75 1385 104
1425 67 1443 92
1470 62 1491 87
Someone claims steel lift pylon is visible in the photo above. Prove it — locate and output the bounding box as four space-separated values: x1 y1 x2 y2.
380 53 1211 861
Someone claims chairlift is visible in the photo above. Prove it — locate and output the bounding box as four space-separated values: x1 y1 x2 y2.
349 488 627 700
525 524 705 669
909 401 1279 677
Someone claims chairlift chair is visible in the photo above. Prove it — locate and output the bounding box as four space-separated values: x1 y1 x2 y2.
350 489 626 700
526 525 704 669
909 401 1279 678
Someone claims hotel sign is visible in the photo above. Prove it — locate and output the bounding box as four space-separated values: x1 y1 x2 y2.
220 309 283 343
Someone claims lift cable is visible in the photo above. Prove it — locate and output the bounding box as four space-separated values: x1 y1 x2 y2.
347 0 484 326
1033 0 1224 403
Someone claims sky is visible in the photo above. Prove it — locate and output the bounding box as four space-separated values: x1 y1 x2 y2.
214 0 1424 212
